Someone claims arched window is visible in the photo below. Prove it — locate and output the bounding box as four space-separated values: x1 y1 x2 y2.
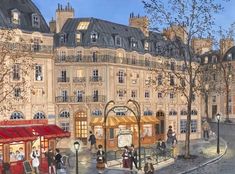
91 32 98 43
10 112 24 120
191 109 198 115
60 111 70 118
115 36 122 46
34 112 46 119
92 109 102 116
180 109 188 115
169 110 177 116
144 110 153 116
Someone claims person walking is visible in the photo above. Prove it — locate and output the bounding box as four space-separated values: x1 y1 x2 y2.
156 138 166 157
96 144 105 174
202 120 210 140
144 157 154 174
129 144 138 170
46 149 56 174
88 131 97 153
167 126 174 145
55 148 63 174
122 146 130 168
30 146 40 174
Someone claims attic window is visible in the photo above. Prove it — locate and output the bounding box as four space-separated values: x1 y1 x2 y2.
130 37 137 48
32 13 40 28
227 53 232 61
11 9 20 24
77 22 90 30
115 36 121 46
60 33 67 44
76 33 81 44
144 41 149 51
91 32 98 43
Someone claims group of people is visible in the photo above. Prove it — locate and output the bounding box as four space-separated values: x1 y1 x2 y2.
30 146 63 174
10 147 25 161
122 144 138 170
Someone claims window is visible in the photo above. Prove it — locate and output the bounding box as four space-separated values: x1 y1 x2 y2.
170 75 174 86
110 128 114 139
60 122 70 132
212 96 216 102
145 58 150 66
131 90 137 98
60 111 70 118
13 64 20 80
145 91 150 98
118 71 125 83
92 110 102 116
61 90 68 102
33 38 40 52
170 93 174 99
130 38 137 48
144 41 149 51
115 36 121 46
76 33 81 44
116 112 125 116
93 90 98 102
61 70 67 82
169 110 177 116
60 34 67 44
157 74 162 85
10 112 23 120
34 112 46 119
77 90 84 102
92 69 99 81
76 51 82 62
91 32 98 43
10 143 24 162
191 109 198 115
204 56 208 64
60 51 66 61
77 22 90 30
32 13 40 28
144 110 153 116
35 65 43 81
180 110 187 115
131 56 136 65
117 90 125 97
143 124 152 137
158 93 162 98
11 10 20 24
227 53 232 61
191 120 197 133
92 52 97 62
14 87 21 98
180 120 187 133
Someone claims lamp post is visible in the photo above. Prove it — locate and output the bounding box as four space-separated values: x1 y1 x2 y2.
74 141 80 174
216 113 221 154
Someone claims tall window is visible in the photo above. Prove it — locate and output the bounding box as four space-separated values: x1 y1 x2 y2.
11 10 20 24
14 87 21 98
115 36 121 46
158 93 162 98
145 91 150 98
12 64 20 80
170 75 174 86
60 122 70 132
91 32 98 43
130 38 137 48
157 74 162 85
144 41 149 51
33 38 40 52
93 90 98 102
32 13 40 28
76 51 82 62
77 90 83 102
118 71 124 83
191 120 197 133
61 70 67 82
180 120 187 133
145 58 150 66
92 52 97 62
92 69 99 81
60 51 66 61
60 111 70 118
34 112 46 119
10 112 23 120
61 90 68 102
76 33 81 44
131 90 137 98
170 93 174 99
35 65 43 81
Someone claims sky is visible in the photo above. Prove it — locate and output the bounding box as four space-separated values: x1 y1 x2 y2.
33 0 235 32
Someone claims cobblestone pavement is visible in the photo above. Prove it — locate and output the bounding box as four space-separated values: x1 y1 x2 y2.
187 123 235 174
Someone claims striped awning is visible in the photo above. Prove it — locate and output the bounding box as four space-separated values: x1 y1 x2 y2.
90 116 159 127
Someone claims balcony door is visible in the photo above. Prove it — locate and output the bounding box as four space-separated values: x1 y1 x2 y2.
74 111 88 144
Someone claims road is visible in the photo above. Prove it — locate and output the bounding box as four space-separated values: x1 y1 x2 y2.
189 123 235 174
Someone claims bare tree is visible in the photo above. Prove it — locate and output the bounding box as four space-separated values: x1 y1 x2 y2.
0 29 33 114
143 0 228 158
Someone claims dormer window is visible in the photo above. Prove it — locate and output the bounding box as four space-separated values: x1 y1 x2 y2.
60 33 67 44
144 41 149 51
227 53 232 61
130 37 137 48
32 13 40 28
76 33 81 44
115 36 121 46
91 32 98 43
11 9 20 25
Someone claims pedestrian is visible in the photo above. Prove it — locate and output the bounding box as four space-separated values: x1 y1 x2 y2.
144 157 154 174
30 146 40 174
202 120 210 140
88 131 97 153
167 126 173 145
55 148 63 173
129 144 138 170
45 149 56 174
122 146 130 168
156 138 166 156
96 144 105 174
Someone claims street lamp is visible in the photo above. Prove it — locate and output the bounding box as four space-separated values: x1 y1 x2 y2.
216 113 221 154
74 141 80 174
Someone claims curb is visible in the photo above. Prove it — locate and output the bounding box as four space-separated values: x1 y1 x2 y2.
177 137 228 174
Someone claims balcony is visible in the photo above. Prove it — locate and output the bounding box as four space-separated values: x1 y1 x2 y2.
57 77 70 83
55 96 70 103
89 76 102 82
56 96 86 103
86 95 106 102
73 77 86 83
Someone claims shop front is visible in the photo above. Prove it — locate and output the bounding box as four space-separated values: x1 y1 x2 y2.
90 116 159 150
0 119 70 174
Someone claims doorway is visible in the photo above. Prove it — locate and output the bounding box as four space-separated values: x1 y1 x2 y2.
74 111 88 144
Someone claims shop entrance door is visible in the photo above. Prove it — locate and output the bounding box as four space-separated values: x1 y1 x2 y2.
74 111 88 145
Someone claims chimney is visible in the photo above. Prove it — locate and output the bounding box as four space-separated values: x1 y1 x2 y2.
129 13 149 36
163 25 188 44
191 38 212 55
49 17 56 33
56 3 74 33
220 38 234 56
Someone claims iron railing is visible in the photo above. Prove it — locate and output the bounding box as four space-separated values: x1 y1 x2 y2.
57 77 70 83
55 95 106 103
73 77 86 83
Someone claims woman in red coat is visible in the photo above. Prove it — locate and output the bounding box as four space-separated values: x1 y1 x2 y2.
122 146 130 168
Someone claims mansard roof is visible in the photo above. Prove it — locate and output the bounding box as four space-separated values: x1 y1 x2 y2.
0 0 50 33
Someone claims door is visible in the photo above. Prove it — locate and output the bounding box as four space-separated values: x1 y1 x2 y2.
74 112 88 144
212 105 217 120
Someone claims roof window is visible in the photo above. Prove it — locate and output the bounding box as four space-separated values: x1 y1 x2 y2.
77 22 90 30
32 13 40 28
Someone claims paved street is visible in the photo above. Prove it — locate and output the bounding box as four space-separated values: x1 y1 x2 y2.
188 123 235 174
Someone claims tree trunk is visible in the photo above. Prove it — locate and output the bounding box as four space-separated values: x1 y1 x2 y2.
226 85 230 122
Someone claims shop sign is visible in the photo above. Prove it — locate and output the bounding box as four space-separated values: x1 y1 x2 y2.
0 119 48 126
113 107 128 113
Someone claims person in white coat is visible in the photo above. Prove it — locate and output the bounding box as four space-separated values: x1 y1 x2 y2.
30 146 40 174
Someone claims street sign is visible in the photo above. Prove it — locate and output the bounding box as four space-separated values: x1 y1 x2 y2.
113 107 128 113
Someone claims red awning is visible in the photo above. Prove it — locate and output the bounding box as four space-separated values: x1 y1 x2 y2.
0 125 70 143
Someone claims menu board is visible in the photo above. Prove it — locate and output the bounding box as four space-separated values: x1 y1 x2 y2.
118 133 132 148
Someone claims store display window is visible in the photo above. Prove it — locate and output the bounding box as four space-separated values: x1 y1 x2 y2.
9 142 25 162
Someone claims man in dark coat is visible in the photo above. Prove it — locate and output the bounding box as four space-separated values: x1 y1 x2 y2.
144 157 154 174
129 144 138 170
156 138 166 156
88 131 96 152
45 149 56 174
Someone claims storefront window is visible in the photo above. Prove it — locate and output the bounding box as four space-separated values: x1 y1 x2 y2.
143 124 152 137
94 126 103 139
10 142 25 162
110 128 114 139
0 144 3 163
